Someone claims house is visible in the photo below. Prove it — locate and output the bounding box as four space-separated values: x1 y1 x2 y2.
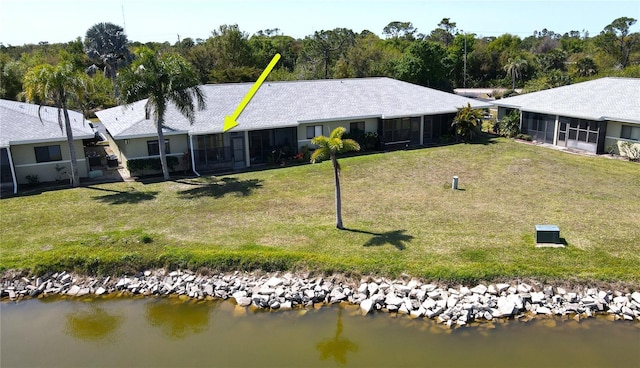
0 99 95 194
95 77 492 176
493 77 640 156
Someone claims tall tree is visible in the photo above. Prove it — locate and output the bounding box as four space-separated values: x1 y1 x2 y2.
394 40 449 90
311 127 360 229
429 18 457 47
382 21 417 40
84 22 131 92
596 17 638 68
300 28 355 79
117 47 205 181
23 62 89 187
503 56 528 89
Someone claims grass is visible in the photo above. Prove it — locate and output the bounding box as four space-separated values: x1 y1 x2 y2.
1 137 639 284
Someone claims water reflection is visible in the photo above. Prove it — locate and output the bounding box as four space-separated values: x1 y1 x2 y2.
316 305 359 365
145 298 217 339
65 303 123 341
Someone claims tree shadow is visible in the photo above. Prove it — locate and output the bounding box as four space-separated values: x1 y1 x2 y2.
145 298 218 340
465 133 500 146
316 305 359 366
342 228 413 250
176 177 262 199
88 185 158 205
65 303 124 341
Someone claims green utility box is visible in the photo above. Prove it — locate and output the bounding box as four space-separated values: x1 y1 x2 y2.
535 224 560 244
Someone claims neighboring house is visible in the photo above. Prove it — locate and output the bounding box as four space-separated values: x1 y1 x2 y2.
95 77 492 176
0 99 95 194
493 77 640 156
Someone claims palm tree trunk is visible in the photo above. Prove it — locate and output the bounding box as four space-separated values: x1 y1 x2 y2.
61 99 79 187
332 154 343 229
156 112 170 181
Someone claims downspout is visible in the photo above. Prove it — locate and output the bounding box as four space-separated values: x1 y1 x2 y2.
553 115 559 146
189 134 200 177
244 130 250 168
7 146 18 194
419 115 424 146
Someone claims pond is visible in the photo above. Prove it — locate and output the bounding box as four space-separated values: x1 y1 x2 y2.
1 296 638 367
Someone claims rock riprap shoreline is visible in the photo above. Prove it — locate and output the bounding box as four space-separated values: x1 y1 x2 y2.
2 270 639 326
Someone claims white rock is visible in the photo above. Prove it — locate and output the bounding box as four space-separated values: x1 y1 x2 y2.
427 290 441 299
470 284 488 295
330 289 346 302
498 296 516 316
236 296 252 307
459 286 471 296
367 282 379 295
232 290 247 299
398 303 410 314
360 299 374 315
410 307 425 318
613 296 629 305
67 285 81 296
265 277 283 288
535 306 552 315
556 287 567 295
631 292 640 304
517 283 532 293
496 283 510 293
531 291 545 304
357 283 368 294
487 284 498 295
385 294 404 306
422 298 437 310
423 284 437 292
95 287 106 295
446 295 459 309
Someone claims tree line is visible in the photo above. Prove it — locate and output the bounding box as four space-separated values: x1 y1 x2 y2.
1 17 639 113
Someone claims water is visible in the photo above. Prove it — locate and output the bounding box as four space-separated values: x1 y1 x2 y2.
1 296 638 367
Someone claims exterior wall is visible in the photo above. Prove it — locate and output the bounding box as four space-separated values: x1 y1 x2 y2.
604 121 640 157
297 118 378 151
113 134 190 175
11 140 88 184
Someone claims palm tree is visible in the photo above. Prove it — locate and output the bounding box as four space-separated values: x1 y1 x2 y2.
451 103 483 142
311 127 360 229
84 22 131 95
23 62 89 187
117 47 205 181
503 57 527 89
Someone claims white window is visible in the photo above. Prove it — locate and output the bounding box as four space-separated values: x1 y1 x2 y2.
621 125 640 141
306 125 323 139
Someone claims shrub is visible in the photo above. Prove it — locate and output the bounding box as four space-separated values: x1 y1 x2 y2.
620 141 640 162
127 157 179 174
499 111 521 138
516 134 532 141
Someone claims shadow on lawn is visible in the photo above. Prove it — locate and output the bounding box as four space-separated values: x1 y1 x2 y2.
342 228 413 250
89 186 158 205
176 177 263 199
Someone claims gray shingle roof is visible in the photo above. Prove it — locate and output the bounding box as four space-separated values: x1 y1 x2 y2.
493 77 640 124
0 99 94 148
96 77 493 139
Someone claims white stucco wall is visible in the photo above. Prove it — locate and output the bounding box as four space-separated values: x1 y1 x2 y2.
297 118 378 151
12 140 88 184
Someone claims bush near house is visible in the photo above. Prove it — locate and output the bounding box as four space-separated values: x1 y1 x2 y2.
127 157 179 175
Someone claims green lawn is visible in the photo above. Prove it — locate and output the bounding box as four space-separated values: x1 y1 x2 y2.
1 137 639 284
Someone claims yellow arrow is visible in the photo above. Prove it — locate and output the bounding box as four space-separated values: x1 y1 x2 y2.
223 53 281 132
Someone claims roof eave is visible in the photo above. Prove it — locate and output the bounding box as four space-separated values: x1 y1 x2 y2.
8 134 95 146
